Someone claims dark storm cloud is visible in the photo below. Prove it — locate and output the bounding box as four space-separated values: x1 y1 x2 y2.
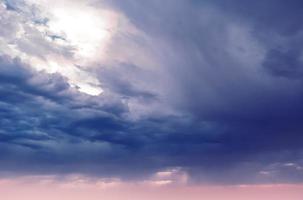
1 0 303 184
205 0 303 36
0 56 220 179
0 56 208 179
99 0 303 183
263 49 303 78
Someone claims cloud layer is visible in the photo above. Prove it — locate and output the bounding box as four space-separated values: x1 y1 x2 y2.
1 0 303 184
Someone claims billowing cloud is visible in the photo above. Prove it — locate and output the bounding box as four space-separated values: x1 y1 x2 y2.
1 0 303 185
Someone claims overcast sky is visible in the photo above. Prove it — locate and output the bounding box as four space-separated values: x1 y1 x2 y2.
1 1 303 194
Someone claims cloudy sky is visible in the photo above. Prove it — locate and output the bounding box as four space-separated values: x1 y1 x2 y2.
1 0 303 199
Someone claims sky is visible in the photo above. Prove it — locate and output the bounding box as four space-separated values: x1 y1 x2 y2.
1 0 303 199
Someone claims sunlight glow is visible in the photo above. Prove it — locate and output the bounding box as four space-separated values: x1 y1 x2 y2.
47 3 114 62
20 0 119 96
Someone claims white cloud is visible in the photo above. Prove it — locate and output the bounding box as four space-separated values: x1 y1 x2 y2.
0 0 129 96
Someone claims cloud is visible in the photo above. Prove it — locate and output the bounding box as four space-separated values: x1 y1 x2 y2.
1 0 303 185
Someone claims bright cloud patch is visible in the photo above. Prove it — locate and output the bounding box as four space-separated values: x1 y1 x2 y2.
0 0 121 96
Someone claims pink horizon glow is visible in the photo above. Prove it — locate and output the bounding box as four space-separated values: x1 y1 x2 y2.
1 176 303 200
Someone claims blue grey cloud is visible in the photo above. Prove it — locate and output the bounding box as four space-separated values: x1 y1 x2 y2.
1 0 303 184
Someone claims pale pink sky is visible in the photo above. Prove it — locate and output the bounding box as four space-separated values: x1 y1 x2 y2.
1 176 303 200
